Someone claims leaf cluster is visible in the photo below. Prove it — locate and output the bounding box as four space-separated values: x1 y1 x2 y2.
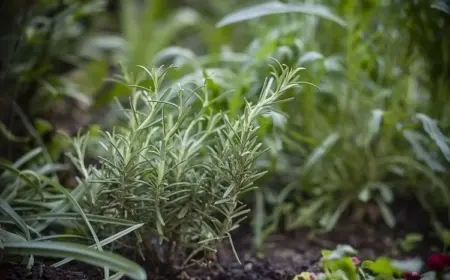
69 62 303 268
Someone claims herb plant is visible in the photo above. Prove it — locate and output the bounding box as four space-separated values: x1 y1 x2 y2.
69 62 303 271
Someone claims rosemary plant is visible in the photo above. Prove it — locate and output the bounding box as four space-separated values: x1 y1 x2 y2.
71 62 303 269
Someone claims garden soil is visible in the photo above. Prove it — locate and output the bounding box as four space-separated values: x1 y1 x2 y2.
0 197 444 280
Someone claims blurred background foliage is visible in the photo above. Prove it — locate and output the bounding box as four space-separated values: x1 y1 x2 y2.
1 0 449 254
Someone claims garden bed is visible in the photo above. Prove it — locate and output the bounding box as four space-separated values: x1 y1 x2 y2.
1 2 449 280
1 197 443 280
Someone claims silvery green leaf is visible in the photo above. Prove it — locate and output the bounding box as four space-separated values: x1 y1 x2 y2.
391 257 423 273
322 244 358 260
415 113 450 162
324 56 345 72
358 187 371 202
376 197 395 228
216 2 346 27
263 111 287 128
298 51 324 65
365 109 384 146
432 1 450 14
403 130 446 172
303 132 340 173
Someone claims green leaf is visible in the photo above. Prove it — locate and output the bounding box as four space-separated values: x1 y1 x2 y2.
0 228 28 243
432 1 450 14
5 241 146 280
0 213 141 226
298 51 324 65
379 156 450 206
415 113 450 162
322 198 351 231
375 197 395 228
321 252 358 280
391 257 423 273
34 119 53 135
403 131 445 172
0 162 43 200
321 244 358 260
0 121 29 143
358 186 371 202
12 147 43 169
438 228 450 246
37 176 105 270
399 233 423 252
53 223 144 267
303 132 340 173
362 257 401 276
0 199 30 241
377 184 394 203
216 2 347 28
365 109 384 146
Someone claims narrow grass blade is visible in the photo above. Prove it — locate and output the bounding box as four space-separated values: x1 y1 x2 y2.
0 199 30 240
216 2 346 27
0 213 140 226
415 113 450 162
52 223 144 267
12 147 43 169
303 132 340 173
5 241 146 280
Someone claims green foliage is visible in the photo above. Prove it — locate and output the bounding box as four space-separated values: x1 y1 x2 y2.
68 63 302 269
204 0 450 247
2 0 450 275
399 0 450 123
0 145 146 279
1 0 106 110
397 233 424 254
293 245 441 280
216 1 346 27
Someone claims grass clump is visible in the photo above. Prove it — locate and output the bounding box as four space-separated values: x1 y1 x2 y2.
69 62 303 271
0 147 147 280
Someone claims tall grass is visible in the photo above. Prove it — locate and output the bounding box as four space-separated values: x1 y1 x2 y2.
0 144 146 279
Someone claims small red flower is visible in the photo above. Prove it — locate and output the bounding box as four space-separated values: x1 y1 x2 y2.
427 253 450 271
351 256 360 265
403 272 422 280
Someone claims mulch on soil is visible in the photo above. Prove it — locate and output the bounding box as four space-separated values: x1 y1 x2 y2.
0 197 445 280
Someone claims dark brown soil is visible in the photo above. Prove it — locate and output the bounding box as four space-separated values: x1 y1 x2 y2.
0 197 445 280
0 262 102 280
